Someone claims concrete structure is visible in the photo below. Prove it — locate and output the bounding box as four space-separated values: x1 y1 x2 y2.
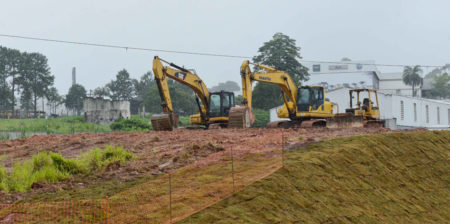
83 97 130 125
269 87 450 129
72 67 76 86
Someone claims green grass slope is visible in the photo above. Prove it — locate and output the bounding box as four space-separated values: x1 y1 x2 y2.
180 131 450 223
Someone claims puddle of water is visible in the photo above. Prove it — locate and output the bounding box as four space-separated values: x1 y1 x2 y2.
0 131 47 140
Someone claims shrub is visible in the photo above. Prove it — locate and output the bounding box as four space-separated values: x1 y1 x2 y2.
110 118 151 131
0 146 134 193
101 145 134 165
79 145 134 170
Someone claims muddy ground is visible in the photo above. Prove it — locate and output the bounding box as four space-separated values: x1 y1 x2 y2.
0 127 404 203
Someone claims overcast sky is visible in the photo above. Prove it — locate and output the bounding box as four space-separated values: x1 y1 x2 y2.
1 0 449 94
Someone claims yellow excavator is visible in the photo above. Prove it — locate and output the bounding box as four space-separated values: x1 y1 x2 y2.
327 89 384 128
238 60 337 128
151 56 250 131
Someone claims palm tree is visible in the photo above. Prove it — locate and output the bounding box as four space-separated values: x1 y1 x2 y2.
402 65 423 97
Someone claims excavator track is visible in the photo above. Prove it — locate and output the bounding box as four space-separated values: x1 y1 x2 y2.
151 113 178 131
227 107 251 128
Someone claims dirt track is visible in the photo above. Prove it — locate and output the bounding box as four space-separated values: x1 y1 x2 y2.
0 127 401 203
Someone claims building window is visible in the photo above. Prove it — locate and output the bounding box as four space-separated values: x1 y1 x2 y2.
437 107 440 124
426 105 429 123
448 109 450 125
312 64 321 72
400 101 404 120
413 103 417 122
396 89 401 95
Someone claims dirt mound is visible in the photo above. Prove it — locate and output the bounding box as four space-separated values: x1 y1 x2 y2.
180 131 450 223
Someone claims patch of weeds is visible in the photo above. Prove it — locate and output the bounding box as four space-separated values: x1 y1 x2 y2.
297 136 304 141
101 145 134 165
78 145 134 171
0 146 134 193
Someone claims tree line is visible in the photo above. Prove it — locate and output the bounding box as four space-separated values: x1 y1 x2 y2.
0 46 57 117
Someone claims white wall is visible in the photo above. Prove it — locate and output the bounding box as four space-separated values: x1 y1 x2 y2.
392 96 450 128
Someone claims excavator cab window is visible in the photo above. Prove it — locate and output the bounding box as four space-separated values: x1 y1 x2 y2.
208 92 235 118
297 87 324 111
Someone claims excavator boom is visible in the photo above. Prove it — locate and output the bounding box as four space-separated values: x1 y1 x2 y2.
151 56 211 130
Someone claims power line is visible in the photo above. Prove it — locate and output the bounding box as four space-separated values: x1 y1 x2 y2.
0 33 444 68
0 33 251 59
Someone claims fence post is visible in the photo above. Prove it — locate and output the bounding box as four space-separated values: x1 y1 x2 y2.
231 146 235 193
105 196 109 224
281 129 285 167
169 170 172 224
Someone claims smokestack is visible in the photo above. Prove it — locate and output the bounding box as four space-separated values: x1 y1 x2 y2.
72 67 76 86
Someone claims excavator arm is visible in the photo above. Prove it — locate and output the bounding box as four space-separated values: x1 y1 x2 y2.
151 56 211 130
240 60 298 118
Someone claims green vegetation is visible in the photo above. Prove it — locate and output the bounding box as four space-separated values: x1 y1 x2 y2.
0 116 111 134
252 109 269 127
181 131 450 223
252 33 309 110
110 118 152 131
0 145 133 193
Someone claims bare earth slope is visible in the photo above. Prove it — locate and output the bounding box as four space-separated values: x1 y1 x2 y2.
180 131 450 223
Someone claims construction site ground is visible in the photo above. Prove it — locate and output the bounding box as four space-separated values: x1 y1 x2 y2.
2 127 446 223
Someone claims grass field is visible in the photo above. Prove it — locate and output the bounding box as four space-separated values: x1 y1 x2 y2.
181 131 450 223
0 110 268 138
0 116 111 134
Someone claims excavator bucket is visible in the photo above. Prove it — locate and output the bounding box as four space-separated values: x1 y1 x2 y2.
327 113 364 128
151 113 178 131
228 106 252 128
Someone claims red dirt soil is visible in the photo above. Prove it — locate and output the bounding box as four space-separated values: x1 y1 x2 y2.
0 127 405 203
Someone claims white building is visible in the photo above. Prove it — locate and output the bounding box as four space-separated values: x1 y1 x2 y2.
378 72 419 97
302 60 380 89
302 60 420 97
269 87 450 129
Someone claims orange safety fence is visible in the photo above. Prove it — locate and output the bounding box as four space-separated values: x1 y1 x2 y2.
0 133 287 223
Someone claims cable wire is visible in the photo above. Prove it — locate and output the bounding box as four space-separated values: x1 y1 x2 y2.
0 33 444 68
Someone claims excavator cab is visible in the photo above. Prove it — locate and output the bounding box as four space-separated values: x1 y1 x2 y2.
297 86 325 112
208 91 235 118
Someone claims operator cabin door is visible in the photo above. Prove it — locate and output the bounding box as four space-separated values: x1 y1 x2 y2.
209 92 235 118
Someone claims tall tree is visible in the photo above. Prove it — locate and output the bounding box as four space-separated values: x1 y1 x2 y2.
65 84 86 115
108 69 135 100
0 47 12 112
93 86 110 98
21 52 54 117
4 48 22 114
431 73 450 99
402 65 423 97
46 87 62 114
252 32 309 110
